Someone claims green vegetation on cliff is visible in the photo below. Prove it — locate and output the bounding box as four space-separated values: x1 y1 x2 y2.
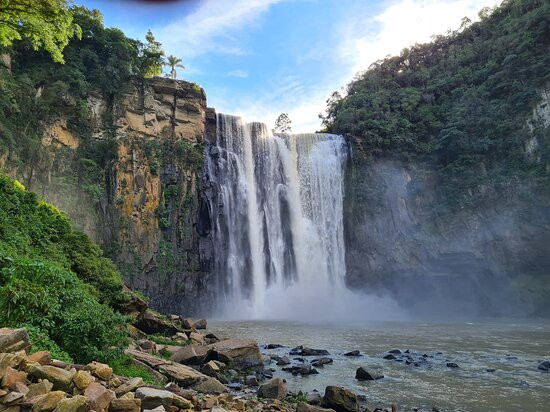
322 0 549 210
0 175 129 362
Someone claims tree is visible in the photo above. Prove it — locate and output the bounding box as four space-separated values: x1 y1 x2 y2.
138 29 164 78
273 113 292 134
165 55 185 80
0 0 82 63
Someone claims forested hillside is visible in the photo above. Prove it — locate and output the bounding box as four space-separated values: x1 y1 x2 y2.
323 0 550 317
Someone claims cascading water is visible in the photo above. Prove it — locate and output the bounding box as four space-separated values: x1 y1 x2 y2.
207 113 400 320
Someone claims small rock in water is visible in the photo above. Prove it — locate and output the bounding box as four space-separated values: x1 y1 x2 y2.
388 349 401 355
312 357 333 367
486 368 496 372
537 361 550 371
383 354 396 360
245 375 259 386
355 367 384 381
344 350 361 357
276 356 291 366
446 362 459 368
290 346 330 356
266 344 284 349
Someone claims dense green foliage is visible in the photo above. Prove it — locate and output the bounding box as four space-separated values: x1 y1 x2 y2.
0 175 129 362
322 0 549 209
0 0 81 63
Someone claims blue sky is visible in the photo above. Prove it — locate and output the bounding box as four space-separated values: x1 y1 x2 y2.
76 0 499 132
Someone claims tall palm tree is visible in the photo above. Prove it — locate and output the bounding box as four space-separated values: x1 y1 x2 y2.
165 55 185 80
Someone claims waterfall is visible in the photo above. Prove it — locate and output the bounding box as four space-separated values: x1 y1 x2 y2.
207 113 398 320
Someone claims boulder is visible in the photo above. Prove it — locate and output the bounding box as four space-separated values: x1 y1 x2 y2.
135 310 181 335
355 367 384 381
84 382 115 412
27 352 52 366
537 361 550 371
312 358 333 367
189 332 205 345
201 360 220 375
2 367 27 389
27 380 54 398
116 286 148 318
137 340 156 353
114 377 145 396
383 354 396 360
3 391 25 405
245 375 258 386
289 346 330 356
13 382 29 395
446 363 459 368
181 318 195 330
52 395 87 412
276 356 290 366
296 402 336 412
72 370 94 390
322 386 359 412
265 344 284 349
84 361 113 381
157 362 209 387
208 339 263 368
282 365 319 376
124 349 166 369
257 378 287 400
191 377 228 394
0 328 30 354
194 319 207 330
31 391 67 412
343 351 360 357
172 347 197 369
109 398 141 412
135 387 192 410
29 366 73 391
127 325 147 341
163 382 197 401
388 349 401 355
0 353 24 376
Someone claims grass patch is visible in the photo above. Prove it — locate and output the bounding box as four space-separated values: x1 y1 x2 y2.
110 355 162 386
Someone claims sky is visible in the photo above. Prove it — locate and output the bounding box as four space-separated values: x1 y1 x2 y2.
76 0 501 132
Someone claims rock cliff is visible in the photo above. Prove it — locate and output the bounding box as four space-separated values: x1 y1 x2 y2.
1 77 217 316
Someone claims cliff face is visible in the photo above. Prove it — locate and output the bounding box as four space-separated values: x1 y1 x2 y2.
1 77 217 316
343 89 550 318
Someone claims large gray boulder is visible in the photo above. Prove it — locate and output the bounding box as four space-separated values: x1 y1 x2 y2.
208 339 263 368
322 386 359 412
355 367 384 380
257 378 287 400
170 345 210 365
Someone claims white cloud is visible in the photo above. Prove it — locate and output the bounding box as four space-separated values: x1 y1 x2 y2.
236 0 501 133
227 69 249 78
156 0 282 58
338 0 500 79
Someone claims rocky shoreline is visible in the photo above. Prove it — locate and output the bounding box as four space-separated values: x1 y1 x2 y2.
0 304 404 412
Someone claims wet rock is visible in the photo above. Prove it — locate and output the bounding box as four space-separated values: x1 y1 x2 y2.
114 377 145 397
53 395 87 412
266 344 284 349
245 375 259 386
446 363 459 368
312 357 333 367
290 346 330 356
343 351 360 357
383 354 396 360
537 361 550 371
486 368 496 372
263 370 273 379
257 378 287 400
307 391 323 405
282 365 319 376
388 349 401 355
355 367 384 381
84 382 115 411
296 402 336 412
29 366 74 391
322 386 359 412
276 356 290 366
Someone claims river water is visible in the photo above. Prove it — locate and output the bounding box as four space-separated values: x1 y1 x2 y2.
208 320 550 412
